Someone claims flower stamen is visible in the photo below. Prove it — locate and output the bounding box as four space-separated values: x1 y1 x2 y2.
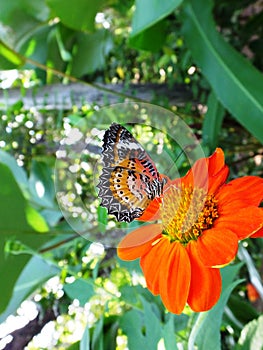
161 185 218 244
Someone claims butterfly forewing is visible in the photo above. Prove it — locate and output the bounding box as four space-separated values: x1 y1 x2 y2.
97 123 165 222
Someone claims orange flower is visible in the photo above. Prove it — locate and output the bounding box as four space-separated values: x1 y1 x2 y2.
117 148 263 314
250 226 263 238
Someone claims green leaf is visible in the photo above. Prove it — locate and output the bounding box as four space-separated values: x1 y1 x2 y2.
163 314 189 347
120 297 162 350
131 0 183 36
119 284 157 309
163 314 178 350
0 150 28 194
0 164 33 233
0 0 49 24
67 342 80 350
0 164 48 314
55 26 72 62
80 324 90 350
182 0 263 143
120 310 146 349
0 40 25 68
64 278 95 306
41 208 63 227
0 256 58 322
129 19 168 52
226 294 258 329
71 30 113 77
27 159 61 226
119 285 140 306
117 255 141 274
67 114 85 126
130 0 182 50
91 317 104 350
202 91 225 151
235 315 263 350
19 25 55 79
104 318 118 350
28 160 56 207
188 263 243 350
20 0 50 22
0 0 49 70
25 205 49 232
141 297 162 347
97 206 107 234
26 24 64 82
46 0 105 31
170 313 189 332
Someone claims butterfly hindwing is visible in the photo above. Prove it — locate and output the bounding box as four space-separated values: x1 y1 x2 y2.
98 123 165 222
98 166 152 222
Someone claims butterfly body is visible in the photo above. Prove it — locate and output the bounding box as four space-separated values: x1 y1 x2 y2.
98 123 166 222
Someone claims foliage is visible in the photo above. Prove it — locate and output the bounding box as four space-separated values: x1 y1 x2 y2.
0 0 263 349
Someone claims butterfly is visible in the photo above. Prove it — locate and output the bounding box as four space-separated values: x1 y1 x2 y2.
97 123 166 222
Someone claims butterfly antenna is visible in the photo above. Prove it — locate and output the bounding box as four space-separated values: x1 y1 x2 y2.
174 148 185 163
174 144 195 163
164 143 196 179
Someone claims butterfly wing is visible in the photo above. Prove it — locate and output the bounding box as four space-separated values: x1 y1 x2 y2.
97 123 165 222
101 123 157 173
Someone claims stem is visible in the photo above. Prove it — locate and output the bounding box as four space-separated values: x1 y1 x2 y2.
238 244 263 300
188 312 205 350
38 233 79 253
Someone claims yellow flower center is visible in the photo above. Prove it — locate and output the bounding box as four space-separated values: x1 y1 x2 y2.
161 185 218 244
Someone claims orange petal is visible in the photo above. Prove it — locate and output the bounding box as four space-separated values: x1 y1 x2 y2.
140 237 170 295
251 226 263 238
187 241 222 312
196 228 238 267
208 165 229 195
117 224 162 261
214 207 263 239
216 176 263 215
208 148 225 174
179 148 228 193
247 283 260 302
136 197 161 222
159 241 191 314
182 156 209 190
